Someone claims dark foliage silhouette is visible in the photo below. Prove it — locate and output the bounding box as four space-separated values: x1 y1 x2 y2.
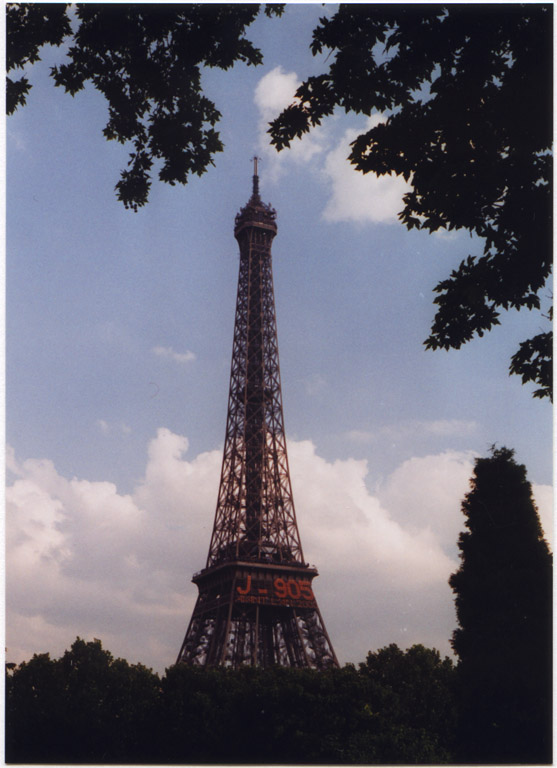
5 638 161 763
6 639 456 764
6 3 284 210
449 447 552 763
7 4 552 396
270 4 553 399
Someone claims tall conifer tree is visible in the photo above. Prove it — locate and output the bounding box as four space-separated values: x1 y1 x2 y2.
449 447 552 764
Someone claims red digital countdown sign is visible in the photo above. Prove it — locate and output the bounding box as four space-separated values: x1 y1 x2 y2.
235 573 316 608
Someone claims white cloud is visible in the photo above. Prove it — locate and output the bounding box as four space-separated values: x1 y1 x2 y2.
253 71 411 225
254 67 300 125
152 346 196 364
6 431 221 672
254 66 327 179
322 117 412 224
533 483 553 551
375 450 476 551
6 444 20 476
290 441 458 583
424 420 477 437
345 419 478 447
6 433 552 673
96 419 132 435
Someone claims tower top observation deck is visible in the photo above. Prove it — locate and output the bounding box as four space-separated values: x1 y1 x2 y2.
234 156 277 237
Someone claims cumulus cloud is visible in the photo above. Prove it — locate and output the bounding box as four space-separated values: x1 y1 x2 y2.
254 66 327 178
6 432 552 673
253 72 449 230
152 346 196 364
290 441 459 581
374 450 476 552
322 116 412 224
255 66 300 125
253 70 411 224
288 443 473 658
6 431 221 672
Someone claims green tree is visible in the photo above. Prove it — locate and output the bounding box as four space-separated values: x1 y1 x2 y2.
449 447 552 763
5 651 68 763
6 3 283 211
8 5 552 395
269 4 553 399
159 659 455 764
5 637 161 763
360 644 457 756
6 638 458 764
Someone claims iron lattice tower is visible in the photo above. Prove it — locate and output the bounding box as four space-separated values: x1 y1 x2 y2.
177 161 338 668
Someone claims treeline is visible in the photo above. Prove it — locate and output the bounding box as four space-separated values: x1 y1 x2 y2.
6 639 457 764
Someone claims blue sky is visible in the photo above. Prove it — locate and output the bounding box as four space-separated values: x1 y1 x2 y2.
6 4 552 674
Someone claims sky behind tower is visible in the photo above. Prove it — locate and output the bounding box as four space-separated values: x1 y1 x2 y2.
6 4 552 674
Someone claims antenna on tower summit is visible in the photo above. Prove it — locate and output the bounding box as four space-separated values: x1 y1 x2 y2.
252 155 260 198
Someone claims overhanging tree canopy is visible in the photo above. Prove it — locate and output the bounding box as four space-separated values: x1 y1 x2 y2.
269 4 553 399
6 3 284 211
6 3 552 397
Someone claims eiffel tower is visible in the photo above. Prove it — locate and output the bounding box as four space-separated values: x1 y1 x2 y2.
176 160 337 668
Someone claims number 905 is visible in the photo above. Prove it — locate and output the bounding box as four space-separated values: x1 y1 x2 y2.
273 578 313 600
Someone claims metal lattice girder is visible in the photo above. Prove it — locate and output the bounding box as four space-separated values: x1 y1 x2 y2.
177 561 337 669
177 165 337 669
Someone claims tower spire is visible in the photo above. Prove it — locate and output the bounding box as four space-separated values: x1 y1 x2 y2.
252 155 260 200
176 168 337 669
